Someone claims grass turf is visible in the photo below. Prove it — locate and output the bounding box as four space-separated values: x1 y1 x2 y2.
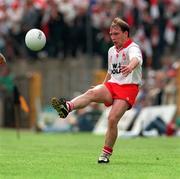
0 129 180 179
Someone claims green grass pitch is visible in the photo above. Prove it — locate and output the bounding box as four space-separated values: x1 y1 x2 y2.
0 129 180 179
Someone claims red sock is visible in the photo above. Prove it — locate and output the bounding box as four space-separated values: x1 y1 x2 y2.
66 101 74 112
103 146 113 155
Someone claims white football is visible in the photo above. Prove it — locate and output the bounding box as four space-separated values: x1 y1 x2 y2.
25 29 46 51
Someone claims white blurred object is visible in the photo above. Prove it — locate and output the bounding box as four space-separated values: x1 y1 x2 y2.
150 4 159 19
164 21 175 45
142 129 159 137
93 108 137 136
25 28 46 51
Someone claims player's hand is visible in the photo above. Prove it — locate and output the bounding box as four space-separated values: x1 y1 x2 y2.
120 65 132 77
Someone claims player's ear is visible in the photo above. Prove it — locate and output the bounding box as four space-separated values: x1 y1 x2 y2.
124 31 128 37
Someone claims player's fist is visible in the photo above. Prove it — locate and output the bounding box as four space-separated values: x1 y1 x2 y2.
121 65 132 77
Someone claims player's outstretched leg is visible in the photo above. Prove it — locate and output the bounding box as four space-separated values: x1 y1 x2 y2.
51 97 69 118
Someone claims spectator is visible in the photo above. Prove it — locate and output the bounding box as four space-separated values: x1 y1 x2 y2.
0 0 179 69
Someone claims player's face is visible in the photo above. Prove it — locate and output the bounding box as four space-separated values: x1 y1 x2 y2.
109 26 127 48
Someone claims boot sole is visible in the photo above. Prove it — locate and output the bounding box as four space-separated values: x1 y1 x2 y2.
51 97 68 118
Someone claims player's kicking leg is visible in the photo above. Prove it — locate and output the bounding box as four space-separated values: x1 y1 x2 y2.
51 85 112 119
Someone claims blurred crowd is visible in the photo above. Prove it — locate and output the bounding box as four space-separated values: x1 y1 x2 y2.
135 57 179 109
0 0 180 69
0 0 180 133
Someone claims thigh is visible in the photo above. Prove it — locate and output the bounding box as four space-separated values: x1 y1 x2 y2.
108 99 129 124
92 84 113 104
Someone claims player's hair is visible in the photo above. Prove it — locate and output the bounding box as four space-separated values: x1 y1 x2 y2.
111 17 130 37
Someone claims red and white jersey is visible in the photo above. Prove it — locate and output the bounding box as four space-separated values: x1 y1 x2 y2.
108 39 143 85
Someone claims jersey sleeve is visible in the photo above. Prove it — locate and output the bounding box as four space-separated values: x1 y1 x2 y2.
128 45 143 65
